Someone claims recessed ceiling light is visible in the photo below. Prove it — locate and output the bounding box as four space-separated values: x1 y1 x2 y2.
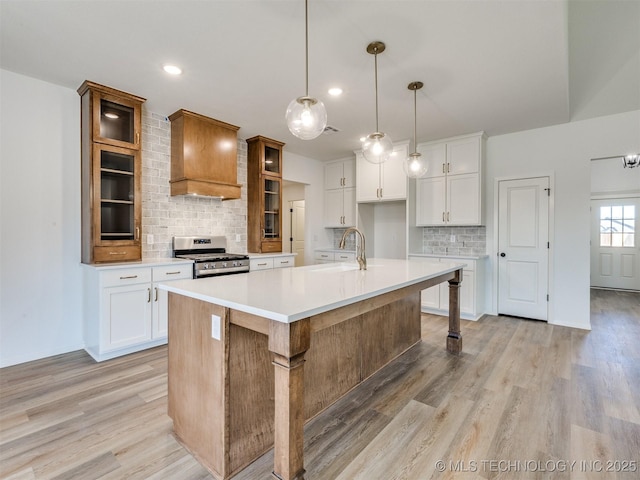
163 64 182 75
328 87 343 96
104 112 119 119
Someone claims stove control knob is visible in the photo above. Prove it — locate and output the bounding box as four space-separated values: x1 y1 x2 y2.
222 262 228 268
232 261 238 267
203 263 209 269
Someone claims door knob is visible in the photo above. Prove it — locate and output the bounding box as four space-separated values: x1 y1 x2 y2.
500 252 506 257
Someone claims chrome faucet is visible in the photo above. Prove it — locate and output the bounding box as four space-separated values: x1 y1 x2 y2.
339 227 367 270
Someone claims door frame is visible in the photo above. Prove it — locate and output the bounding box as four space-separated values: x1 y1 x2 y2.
492 173 555 322
590 192 640 290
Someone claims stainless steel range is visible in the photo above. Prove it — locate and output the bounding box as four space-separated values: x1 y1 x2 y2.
173 236 250 278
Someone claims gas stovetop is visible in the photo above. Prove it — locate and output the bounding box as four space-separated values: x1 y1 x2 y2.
173 236 250 278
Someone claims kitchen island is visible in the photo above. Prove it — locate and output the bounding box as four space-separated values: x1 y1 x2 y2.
161 258 464 480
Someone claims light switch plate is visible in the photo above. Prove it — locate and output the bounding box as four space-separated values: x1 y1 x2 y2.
211 314 221 340
147 234 154 245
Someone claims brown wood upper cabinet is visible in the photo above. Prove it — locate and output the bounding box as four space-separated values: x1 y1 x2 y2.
78 81 145 264
247 136 285 253
169 109 241 200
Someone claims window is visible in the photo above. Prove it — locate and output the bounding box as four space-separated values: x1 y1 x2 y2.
600 205 635 247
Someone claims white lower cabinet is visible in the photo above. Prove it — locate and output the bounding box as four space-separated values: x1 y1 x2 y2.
314 250 356 264
408 256 486 320
83 261 192 362
249 254 295 271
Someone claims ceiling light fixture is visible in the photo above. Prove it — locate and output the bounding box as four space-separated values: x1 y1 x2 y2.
103 112 119 119
362 41 392 164
592 153 640 168
285 0 327 140
623 154 639 168
328 87 343 96
163 65 182 75
403 81 428 178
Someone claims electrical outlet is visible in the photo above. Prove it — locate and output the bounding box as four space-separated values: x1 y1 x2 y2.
235 234 241 242
147 234 154 245
450 235 456 243
211 314 221 340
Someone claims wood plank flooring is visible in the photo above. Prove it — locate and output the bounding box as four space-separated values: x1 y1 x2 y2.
1 289 638 479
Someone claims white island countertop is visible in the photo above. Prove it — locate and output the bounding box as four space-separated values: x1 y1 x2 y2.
160 258 465 324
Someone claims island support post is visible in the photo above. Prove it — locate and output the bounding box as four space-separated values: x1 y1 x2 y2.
268 318 311 480
446 269 463 354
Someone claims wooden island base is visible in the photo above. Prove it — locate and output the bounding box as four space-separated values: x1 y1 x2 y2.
167 270 462 480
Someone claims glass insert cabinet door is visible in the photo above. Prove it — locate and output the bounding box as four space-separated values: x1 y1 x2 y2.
263 144 281 175
94 144 140 243
92 92 142 150
263 177 281 239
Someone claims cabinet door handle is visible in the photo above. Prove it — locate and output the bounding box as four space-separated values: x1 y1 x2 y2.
447 211 450 222
165 271 181 275
136 132 140 145
442 212 445 222
110 251 127 256
447 163 450 173
147 288 151 303
321 254 329 258
154 287 158 302
135 226 140 240
442 163 446 174
380 188 383 198
280 261 289 265
119 274 138 279
257 262 268 266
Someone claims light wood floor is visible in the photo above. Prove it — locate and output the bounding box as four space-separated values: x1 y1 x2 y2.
1 289 638 479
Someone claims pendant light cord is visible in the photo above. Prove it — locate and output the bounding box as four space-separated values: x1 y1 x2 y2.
413 87 417 153
305 0 309 97
374 49 379 132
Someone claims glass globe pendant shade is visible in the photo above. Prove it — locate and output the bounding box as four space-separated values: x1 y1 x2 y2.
403 152 428 178
286 96 327 140
362 132 393 164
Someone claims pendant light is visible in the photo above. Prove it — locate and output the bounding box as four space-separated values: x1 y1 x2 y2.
362 41 393 164
403 81 429 178
285 0 327 140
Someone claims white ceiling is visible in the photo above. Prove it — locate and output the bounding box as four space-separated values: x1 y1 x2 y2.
1 0 638 161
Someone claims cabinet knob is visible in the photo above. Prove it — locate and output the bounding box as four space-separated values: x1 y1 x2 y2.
500 252 506 258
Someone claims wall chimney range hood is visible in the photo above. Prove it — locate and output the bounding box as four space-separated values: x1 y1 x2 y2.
169 109 241 200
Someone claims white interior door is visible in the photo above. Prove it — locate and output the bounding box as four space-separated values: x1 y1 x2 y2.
590 198 639 290
291 200 305 267
498 177 549 321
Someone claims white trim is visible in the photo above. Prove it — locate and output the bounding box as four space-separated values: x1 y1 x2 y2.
590 192 640 200
492 172 555 322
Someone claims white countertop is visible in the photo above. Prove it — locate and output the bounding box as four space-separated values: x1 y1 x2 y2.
160 258 465 324
81 258 193 270
408 253 489 260
315 248 356 253
248 252 297 259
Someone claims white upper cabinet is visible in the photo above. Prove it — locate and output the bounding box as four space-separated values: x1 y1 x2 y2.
420 134 481 178
324 159 356 227
416 132 485 226
356 141 409 202
325 159 355 189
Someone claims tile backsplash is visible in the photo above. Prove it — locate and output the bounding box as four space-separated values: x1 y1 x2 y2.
331 228 357 250
421 226 486 256
140 109 247 259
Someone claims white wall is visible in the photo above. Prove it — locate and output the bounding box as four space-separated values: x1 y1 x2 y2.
1 69 84 367
485 110 640 330
282 152 332 265
591 156 640 195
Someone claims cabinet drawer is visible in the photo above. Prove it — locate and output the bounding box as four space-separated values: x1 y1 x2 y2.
152 264 193 281
93 245 141 263
101 267 151 287
335 252 356 262
250 258 274 271
274 256 294 268
315 251 335 262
